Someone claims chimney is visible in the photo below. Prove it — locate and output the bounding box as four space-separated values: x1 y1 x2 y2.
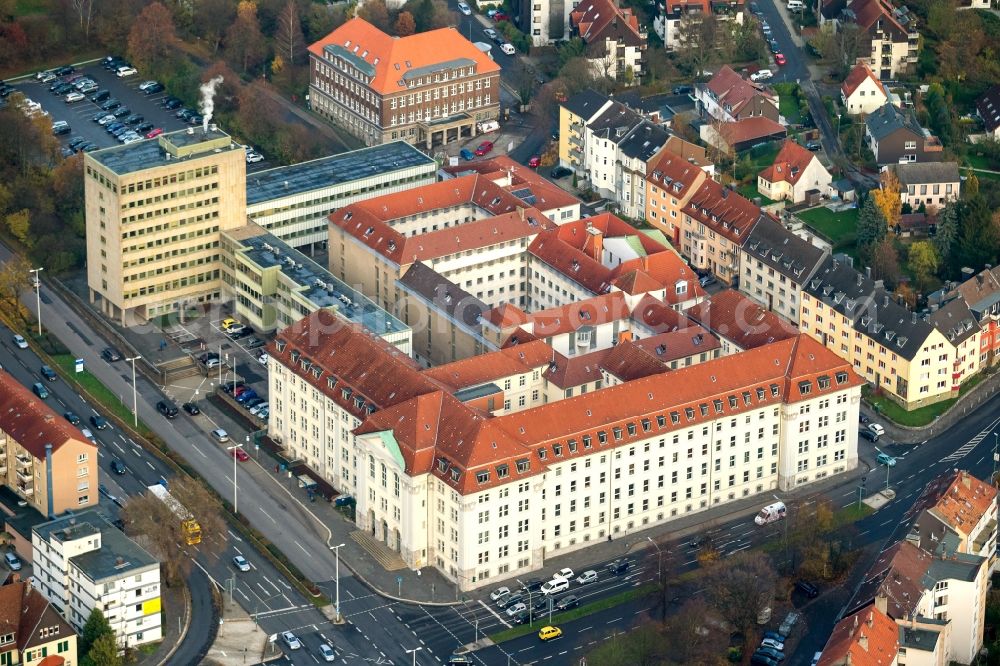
858 631 869 652
875 594 888 614
963 472 971 489
584 226 604 262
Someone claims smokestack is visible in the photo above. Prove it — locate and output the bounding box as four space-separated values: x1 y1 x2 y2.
199 75 224 133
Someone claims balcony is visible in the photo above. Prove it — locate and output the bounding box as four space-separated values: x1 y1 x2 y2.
569 134 583 148
16 480 33 496
15 454 31 470
570 121 583 132
16 468 33 483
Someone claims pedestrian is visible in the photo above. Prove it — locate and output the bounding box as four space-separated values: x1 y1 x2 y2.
275 464 279 473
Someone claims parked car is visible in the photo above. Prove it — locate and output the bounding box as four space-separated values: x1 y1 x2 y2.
136 122 155 133
163 97 183 110
521 578 545 593
222 380 245 393
125 114 144 125
457 1 471 13
144 82 165 95
750 69 773 82
53 122 71 135
795 580 819 598
756 646 786 662
246 152 264 164
156 400 179 418
498 592 524 609
555 595 580 611
672 84 694 95
250 402 269 416
550 166 572 179
138 80 159 91
245 337 266 350
100 99 121 111
868 423 885 437
91 89 111 103
474 141 494 156
490 586 511 602
505 602 527 617
528 155 541 168
805 141 822 151
65 91 85 103
258 352 269 366
211 428 230 443
699 274 717 287
116 66 138 77
232 447 250 462
4 552 22 571
859 428 879 442
460 148 475 161
775 53 787 66
145 128 164 139
761 637 785 651
181 402 200 416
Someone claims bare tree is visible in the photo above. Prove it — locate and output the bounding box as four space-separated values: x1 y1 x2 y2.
661 597 718 664
71 0 94 38
704 551 776 640
275 0 306 66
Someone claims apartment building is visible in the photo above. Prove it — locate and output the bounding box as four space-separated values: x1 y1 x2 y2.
0 371 98 517
865 104 943 165
947 266 1000 368
888 162 961 212
33 511 162 648
559 89 612 172
678 179 764 285
695 66 780 124
908 470 998 569
84 127 247 324
840 61 888 116
644 143 711 243
685 289 799 354
269 310 862 589
328 175 554 311
817 605 904 666
928 297 981 388
569 0 647 82
0 577 77 666
801 257 955 410
246 141 437 251
975 85 1000 141
655 0 745 50
511 0 573 44
308 18 500 148
820 0 919 79
756 140 833 204
739 216 827 323
219 224 412 353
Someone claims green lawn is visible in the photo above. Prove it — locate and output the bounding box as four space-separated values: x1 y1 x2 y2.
738 184 776 206
862 373 987 427
972 168 1000 181
51 354 152 434
489 583 658 643
797 206 859 246
773 83 804 124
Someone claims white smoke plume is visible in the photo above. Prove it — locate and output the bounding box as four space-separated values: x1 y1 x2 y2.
199 75 224 132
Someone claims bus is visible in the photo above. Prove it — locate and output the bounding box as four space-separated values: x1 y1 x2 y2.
147 483 202 545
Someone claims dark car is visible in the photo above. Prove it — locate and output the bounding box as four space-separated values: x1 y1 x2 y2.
235 388 258 404
79 142 97 152
498 592 524 609
334 495 355 506
233 327 255 339
555 595 580 611
51 82 73 95
144 82 165 95
244 397 265 409
607 558 631 575
101 347 122 362
63 411 81 425
106 123 126 135
176 107 194 119
672 84 693 95
769 39 780 53
91 89 111 103
69 136 87 150
550 166 572 179
100 99 121 111
509 609 530 625
795 580 819 598
156 400 179 418
110 459 126 475
40 365 57 381
187 114 203 126
222 380 245 394
182 402 200 415
125 114 144 125
751 654 779 666
90 415 109 430
113 107 131 118
198 351 220 364
805 141 822 151
859 428 879 442
522 578 545 593
755 646 785 662
136 122 155 133
245 337 266 349
163 97 182 110
53 124 71 136
531 595 550 613
54 65 75 76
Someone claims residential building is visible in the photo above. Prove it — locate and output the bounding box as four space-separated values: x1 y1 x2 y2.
308 18 501 148
695 66 780 124
888 162 961 212
865 104 943 165
396 262 493 367
947 266 1000 368
569 0 647 82
511 0 573 44
685 289 799 353
84 127 247 324
219 224 412 353
927 297 981 390
820 0 919 79
32 511 161 648
0 577 77 666
559 89 612 173
440 155 583 224
269 309 862 589
644 143 711 244
757 140 833 204
800 257 956 410
677 179 764 285
616 122 672 220
245 141 437 252
848 540 988 665
817 604 901 666
907 470 998 568
0 370 98 517
700 116 787 154
739 216 828 323
975 85 1000 140
655 0 745 50
840 61 888 116
327 175 554 311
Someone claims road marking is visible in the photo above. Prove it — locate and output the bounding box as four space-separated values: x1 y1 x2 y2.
294 540 311 557
940 416 1000 462
132 447 141 457
193 446 207 459
478 599 510 627
146 461 154 469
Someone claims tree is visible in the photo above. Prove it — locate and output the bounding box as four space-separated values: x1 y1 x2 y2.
127 2 176 72
584 624 664 666
856 195 888 266
675 13 718 76
6 209 31 245
956 194 1000 270
932 204 959 270
80 608 113 658
909 241 940 290
86 632 123 666
0 255 32 326
704 551 775 640
226 1 267 74
70 0 95 39
275 0 306 66
303 2 348 42
661 597 717 663
394 10 415 36
873 169 902 229
195 0 238 54
357 0 390 32
872 238 901 289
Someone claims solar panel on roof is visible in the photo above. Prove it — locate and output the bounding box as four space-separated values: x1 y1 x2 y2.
510 187 537 206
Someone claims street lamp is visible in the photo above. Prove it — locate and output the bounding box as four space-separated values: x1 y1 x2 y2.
29 267 43 335
225 444 240 514
330 543 346 623
405 646 423 666
125 355 141 427
647 536 663 580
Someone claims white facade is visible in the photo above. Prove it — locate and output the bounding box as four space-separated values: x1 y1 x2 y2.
842 75 888 116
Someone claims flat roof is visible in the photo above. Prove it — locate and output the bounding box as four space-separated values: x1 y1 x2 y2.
246 141 436 206
88 127 239 177
237 233 408 334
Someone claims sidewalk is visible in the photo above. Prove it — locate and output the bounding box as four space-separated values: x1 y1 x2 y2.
204 597 281 665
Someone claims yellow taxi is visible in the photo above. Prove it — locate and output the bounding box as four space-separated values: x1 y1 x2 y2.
220 318 240 332
538 626 562 642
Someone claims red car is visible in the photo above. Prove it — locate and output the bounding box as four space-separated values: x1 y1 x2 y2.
492 11 508 20
474 141 494 156
231 447 250 462
145 128 164 139
775 53 787 66
528 156 541 168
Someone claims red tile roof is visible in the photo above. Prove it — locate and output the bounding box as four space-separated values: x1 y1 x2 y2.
570 0 645 47
525 292 631 337
329 175 555 265
631 294 698 333
719 116 787 147
486 303 531 328
0 578 74 655
917 470 998 536
616 253 705 304
758 140 819 186
0 370 94 460
682 180 763 244
841 61 887 100
685 289 799 349
422 340 554 391
848 0 908 36
818 604 899 666
543 349 611 388
706 65 776 117
441 156 582 214
600 341 670 381
308 18 500 96
646 146 709 200
631 325 721 362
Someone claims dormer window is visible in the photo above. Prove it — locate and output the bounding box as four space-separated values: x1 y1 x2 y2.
516 458 530 473
438 458 449 473
728 396 738 408
476 470 489 484
684 407 695 420
613 427 623 440
770 383 780 397
818 375 831 390
553 444 564 457
799 381 812 395
713 399 723 413
670 411 680 424
657 415 666 427
836 371 849 384
450 468 460 482
497 464 509 478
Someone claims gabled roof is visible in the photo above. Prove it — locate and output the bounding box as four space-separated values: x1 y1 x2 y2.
646 143 709 198
705 65 776 116
422 340 554 391
818 604 899 666
441 155 582 213
890 161 960 185
570 0 645 47
865 103 925 142
632 293 701 333
851 541 932 619
951 266 1000 318
719 117 787 147
928 297 980 345
588 101 645 142
525 292 632 337
543 348 612 388
308 18 499 96
617 121 671 162
0 370 95 460
846 0 909 36
0 579 75 654
486 303 531 329
911 470 997 538
682 179 763 245
758 140 820 186
600 341 670 381
743 216 827 286
976 85 1000 133
562 88 613 121
631 325 721 362
685 289 799 350
841 61 887 100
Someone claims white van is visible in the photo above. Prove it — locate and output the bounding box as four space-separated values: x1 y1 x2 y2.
754 501 787 525
787 0 804 9
500 43 516 56
477 120 500 134
540 576 569 596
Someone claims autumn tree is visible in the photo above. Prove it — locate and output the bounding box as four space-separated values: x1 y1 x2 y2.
584 624 664 666
226 1 267 74
661 597 718 663
193 0 237 54
275 0 306 66
394 10 416 36
873 169 903 229
127 2 177 72
5 210 31 246
872 238 901 289
705 551 776 640
675 13 718 76
909 241 940 291
357 0 390 32
857 195 888 266
0 255 32 326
